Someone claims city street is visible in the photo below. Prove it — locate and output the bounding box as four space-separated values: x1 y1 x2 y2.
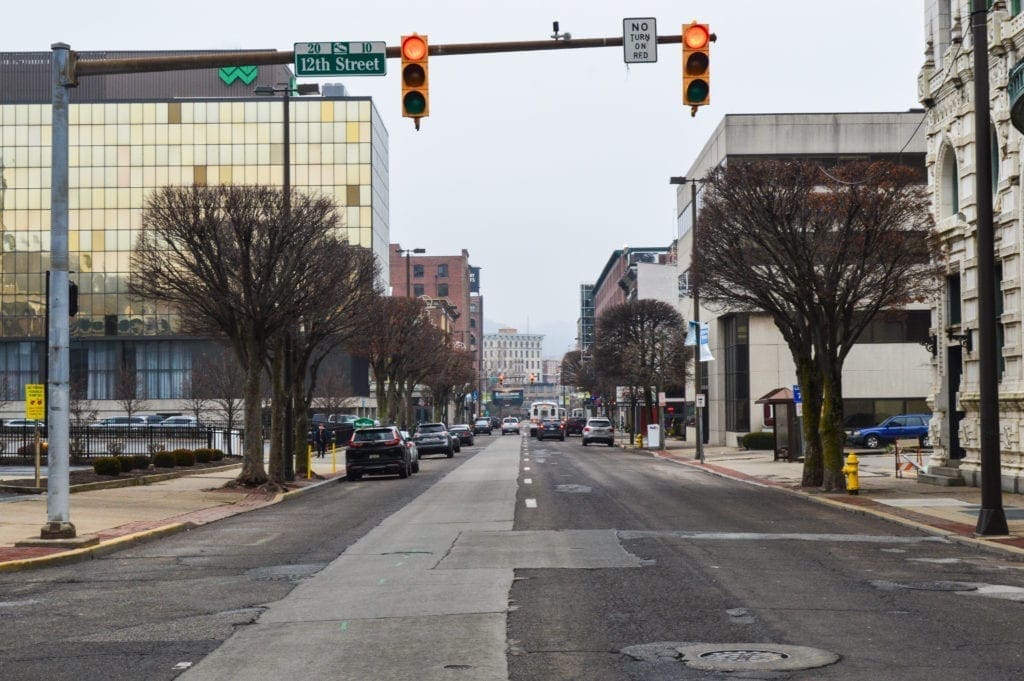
2 436 1024 679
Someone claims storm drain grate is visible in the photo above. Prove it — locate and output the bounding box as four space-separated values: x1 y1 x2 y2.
699 649 789 663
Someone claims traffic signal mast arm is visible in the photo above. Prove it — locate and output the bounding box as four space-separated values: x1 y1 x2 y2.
383 33 683 59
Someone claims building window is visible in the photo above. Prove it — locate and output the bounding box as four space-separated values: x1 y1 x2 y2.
437 264 448 278
723 315 749 432
413 284 424 297
947 274 961 326
857 310 930 343
437 283 449 297
939 146 958 218
136 341 192 399
88 344 117 400
0 342 42 400
413 264 424 278
470 318 476 328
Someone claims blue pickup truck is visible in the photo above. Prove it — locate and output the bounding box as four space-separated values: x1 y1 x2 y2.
848 413 931 449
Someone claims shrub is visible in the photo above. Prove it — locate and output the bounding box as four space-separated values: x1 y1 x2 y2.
172 448 196 467
93 456 121 476
194 448 213 463
741 431 776 450
153 451 176 468
131 454 151 470
209 448 225 461
117 456 135 473
16 442 48 456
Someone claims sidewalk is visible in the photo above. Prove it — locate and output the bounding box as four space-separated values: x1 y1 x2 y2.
648 436 1024 556
0 454 347 572
4 440 1024 572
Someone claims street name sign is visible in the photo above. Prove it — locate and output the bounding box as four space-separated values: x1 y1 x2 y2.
623 18 657 63
294 42 387 77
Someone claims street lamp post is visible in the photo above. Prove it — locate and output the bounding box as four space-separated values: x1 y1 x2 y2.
396 246 427 297
670 176 705 464
256 81 319 482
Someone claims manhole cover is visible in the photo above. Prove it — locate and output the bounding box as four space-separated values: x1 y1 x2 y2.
245 563 326 581
677 643 839 672
699 649 789 662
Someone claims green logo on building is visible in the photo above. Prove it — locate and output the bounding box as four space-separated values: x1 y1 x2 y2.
219 66 259 85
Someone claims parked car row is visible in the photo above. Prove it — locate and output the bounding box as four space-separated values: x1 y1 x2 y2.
1 415 208 430
346 421 484 482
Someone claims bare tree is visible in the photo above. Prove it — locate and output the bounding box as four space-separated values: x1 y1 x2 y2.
0 374 10 416
693 159 938 489
181 374 212 424
132 185 350 488
422 344 476 424
116 370 148 422
68 376 97 463
193 349 244 455
590 300 685 429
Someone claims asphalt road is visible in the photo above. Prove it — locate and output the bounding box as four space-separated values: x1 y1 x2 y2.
510 436 1024 680
3 434 1024 680
0 439 477 681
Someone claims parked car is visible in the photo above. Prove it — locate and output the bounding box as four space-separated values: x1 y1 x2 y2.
581 417 615 447
501 417 520 435
564 417 588 436
473 418 493 435
413 422 454 458
536 418 565 441
2 418 45 429
159 415 204 428
399 430 420 466
449 424 475 447
89 415 164 428
344 426 416 481
848 413 931 449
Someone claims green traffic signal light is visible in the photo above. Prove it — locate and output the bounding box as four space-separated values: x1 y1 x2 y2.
403 91 427 115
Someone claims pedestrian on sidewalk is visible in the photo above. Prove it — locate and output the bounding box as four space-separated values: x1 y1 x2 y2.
314 423 330 458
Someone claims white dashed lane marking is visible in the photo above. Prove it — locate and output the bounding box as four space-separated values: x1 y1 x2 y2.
524 478 532 484
525 498 538 508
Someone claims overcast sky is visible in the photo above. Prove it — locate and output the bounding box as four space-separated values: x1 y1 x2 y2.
7 1 925 357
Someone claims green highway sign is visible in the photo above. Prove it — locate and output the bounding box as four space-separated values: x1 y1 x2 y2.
294 42 387 77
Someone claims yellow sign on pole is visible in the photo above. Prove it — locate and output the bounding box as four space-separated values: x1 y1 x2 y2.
25 384 45 420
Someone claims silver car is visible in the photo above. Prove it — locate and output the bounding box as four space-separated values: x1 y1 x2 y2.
581 417 615 447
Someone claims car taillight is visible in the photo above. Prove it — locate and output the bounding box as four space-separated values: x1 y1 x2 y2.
584 427 591 433
383 438 400 446
348 438 362 447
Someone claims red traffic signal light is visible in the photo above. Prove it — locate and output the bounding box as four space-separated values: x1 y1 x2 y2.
682 22 711 114
401 34 429 129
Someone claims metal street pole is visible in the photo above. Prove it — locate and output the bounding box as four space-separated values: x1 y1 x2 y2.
690 181 705 464
971 0 1008 535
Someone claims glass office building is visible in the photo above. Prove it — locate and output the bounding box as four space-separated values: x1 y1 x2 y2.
0 51 389 409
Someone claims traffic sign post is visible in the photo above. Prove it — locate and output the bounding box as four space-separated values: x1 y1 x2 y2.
25 384 45 420
294 42 387 77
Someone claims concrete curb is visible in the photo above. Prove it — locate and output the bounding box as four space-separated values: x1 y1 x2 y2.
0 462 243 495
651 450 1024 559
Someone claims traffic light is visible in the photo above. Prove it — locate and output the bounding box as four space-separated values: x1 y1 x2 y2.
682 21 711 114
401 33 429 129
498 373 505 387
529 373 536 385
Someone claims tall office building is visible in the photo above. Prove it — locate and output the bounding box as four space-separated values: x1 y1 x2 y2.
0 51 389 414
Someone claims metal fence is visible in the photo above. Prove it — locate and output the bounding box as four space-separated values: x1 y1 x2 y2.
0 425 242 463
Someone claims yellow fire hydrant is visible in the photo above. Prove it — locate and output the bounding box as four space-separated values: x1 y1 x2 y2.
635 434 643 448
842 453 860 495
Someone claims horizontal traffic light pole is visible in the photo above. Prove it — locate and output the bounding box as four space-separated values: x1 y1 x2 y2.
69 34 685 78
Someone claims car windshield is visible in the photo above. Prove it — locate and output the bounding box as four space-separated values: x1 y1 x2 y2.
475 419 489 425
353 428 397 442
418 424 446 434
589 419 611 427
450 426 468 432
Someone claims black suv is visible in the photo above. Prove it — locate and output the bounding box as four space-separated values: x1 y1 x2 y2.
536 418 566 441
413 422 454 457
344 426 416 481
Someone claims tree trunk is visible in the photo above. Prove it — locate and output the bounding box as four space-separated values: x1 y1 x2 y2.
819 357 847 492
293 380 311 477
796 358 824 487
374 375 389 429
267 342 285 486
238 341 268 486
